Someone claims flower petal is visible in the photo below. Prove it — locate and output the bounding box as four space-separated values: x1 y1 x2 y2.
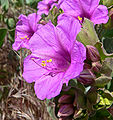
22 55 48 83
28 13 41 32
38 1 49 15
64 41 86 83
57 14 81 43
12 39 23 51
29 22 61 56
76 0 100 14
34 72 64 100
16 15 30 32
13 13 40 51
60 0 82 17
90 5 109 24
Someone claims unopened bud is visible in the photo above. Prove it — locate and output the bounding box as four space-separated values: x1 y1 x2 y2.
74 109 82 119
91 61 102 73
58 95 73 104
57 104 74 117
86 45 100 62
77 69 96 85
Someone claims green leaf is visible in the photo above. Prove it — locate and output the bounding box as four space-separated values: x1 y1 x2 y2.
26 0 33 4
45 99 57 120
95 42 113 61
102 29 113 38
103 37 113 54
108 79 113 92
103 0 113 7
1 0 9 10
69 79 85 92
8 18 15 28
89 108 113 120
94 75 112 87
76 18 99 46
26 0 40 4
75 88 86 109
100 59 112 77
86 87 98 105
0 28 7 48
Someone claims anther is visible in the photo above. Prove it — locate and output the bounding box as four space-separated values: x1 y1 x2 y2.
41 63 46 67
42 61 45 63
47 59 52 63
49 59 52 62
78 16 82 21
21 37 24 39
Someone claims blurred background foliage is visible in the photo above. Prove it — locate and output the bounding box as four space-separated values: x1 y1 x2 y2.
0 0 113 120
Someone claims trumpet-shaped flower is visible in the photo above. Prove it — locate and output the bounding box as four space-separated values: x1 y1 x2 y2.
23 17 86 100
12 13 41 51
60 0 109 24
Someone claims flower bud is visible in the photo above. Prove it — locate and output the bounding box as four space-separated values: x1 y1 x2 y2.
91 61 102 73
74 109 82 119
86 45 100 62
76 69 96 85
58 95 73 104
57 104 74 117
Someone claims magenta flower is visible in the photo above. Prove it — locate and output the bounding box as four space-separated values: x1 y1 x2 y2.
60 0 109 24
12 13 41 51
22 17 86 100
37 0 61 17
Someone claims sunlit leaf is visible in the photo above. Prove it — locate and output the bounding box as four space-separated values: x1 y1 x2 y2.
77 18 99 46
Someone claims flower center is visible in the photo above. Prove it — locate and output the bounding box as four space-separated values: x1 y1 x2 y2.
20 35 29 40
77 16 83 23
41 59 52 67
